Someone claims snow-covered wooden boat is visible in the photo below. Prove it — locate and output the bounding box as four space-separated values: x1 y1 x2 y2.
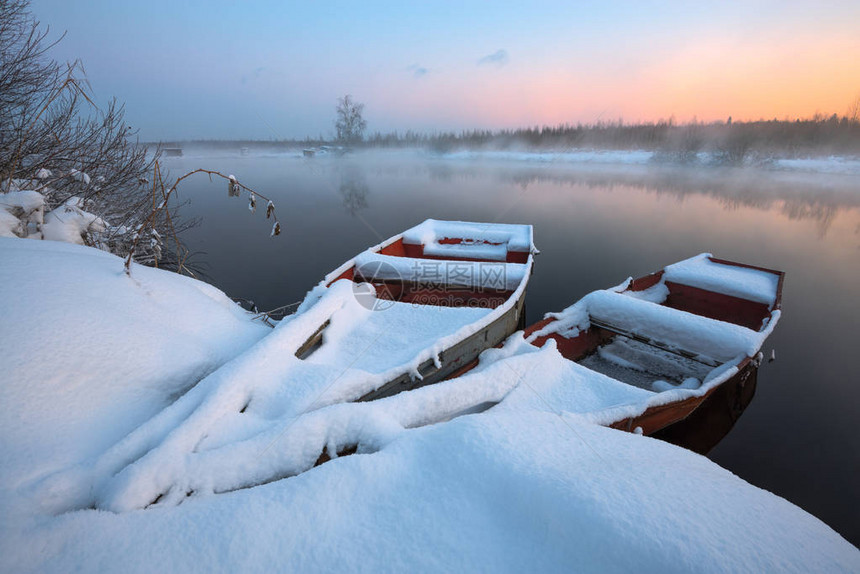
75 219 535 511
285 254 782 470
517 254 783 453
303 219 535 400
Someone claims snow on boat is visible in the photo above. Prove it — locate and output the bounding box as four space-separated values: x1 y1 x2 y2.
326 219 534 400
65 219 535 511
427 254 784 454
514 254 784 453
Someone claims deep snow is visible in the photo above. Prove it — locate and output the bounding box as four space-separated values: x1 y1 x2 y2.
0 238 269 491
0 237 857 572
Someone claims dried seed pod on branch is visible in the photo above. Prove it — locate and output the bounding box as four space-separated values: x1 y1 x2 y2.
1 0 192 269
124 169 282 275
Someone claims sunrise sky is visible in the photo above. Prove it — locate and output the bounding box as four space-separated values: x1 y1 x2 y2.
29 0 860 141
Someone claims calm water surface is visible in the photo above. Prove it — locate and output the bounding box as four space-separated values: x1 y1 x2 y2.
165 150 860 546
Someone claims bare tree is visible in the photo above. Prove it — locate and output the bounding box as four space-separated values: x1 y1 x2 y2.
848 93 860 123
335 95 367 145
0 0 185 268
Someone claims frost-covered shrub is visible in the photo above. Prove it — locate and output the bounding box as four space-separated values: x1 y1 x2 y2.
0 0 188 268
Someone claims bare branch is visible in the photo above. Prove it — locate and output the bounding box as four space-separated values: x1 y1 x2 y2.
123 169 282 275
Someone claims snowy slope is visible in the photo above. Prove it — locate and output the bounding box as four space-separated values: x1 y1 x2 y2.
3 409 858 573
0 238 857 572
0 238 269 490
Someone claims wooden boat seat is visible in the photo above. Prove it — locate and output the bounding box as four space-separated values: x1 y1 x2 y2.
585 290 762 364
588 317 720 368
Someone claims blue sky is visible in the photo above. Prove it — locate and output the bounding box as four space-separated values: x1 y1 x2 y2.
29 0 860 141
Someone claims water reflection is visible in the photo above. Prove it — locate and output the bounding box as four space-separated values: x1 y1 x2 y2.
317 153 859 237
336 165 370 215
494 166 857 236
780 202 838 237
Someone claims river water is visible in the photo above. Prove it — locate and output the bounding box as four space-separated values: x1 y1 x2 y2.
164 149 860 546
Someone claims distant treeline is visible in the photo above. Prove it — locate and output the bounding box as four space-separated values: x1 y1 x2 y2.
364 115 860 163
160 114 860 165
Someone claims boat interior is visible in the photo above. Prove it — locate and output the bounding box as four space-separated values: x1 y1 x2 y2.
328 234 531 308
527 260 783 393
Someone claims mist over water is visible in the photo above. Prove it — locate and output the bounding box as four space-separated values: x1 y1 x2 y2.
166 149 860 545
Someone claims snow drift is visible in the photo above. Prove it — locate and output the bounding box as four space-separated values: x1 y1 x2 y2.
0 238 857 573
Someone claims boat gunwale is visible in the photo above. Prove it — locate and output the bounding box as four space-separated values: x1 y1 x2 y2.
315 248 780 447
500 256 782 445
306 220 536 402
323 220 536 289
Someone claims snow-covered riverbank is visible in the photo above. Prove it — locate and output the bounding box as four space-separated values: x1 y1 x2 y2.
0 237 857 572
437 149 860 176
164 144 860 177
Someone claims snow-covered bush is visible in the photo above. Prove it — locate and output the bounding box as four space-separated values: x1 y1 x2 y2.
0 0 189 268
0 189 43 238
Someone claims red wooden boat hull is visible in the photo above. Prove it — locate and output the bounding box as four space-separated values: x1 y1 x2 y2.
524 257 783 453
320 224 534 402
443 257 783 454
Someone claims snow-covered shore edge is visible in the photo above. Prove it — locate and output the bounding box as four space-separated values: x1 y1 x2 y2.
160 145 860 176
0 236 858 572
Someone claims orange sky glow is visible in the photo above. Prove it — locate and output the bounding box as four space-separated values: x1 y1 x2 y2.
32 0 860 138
